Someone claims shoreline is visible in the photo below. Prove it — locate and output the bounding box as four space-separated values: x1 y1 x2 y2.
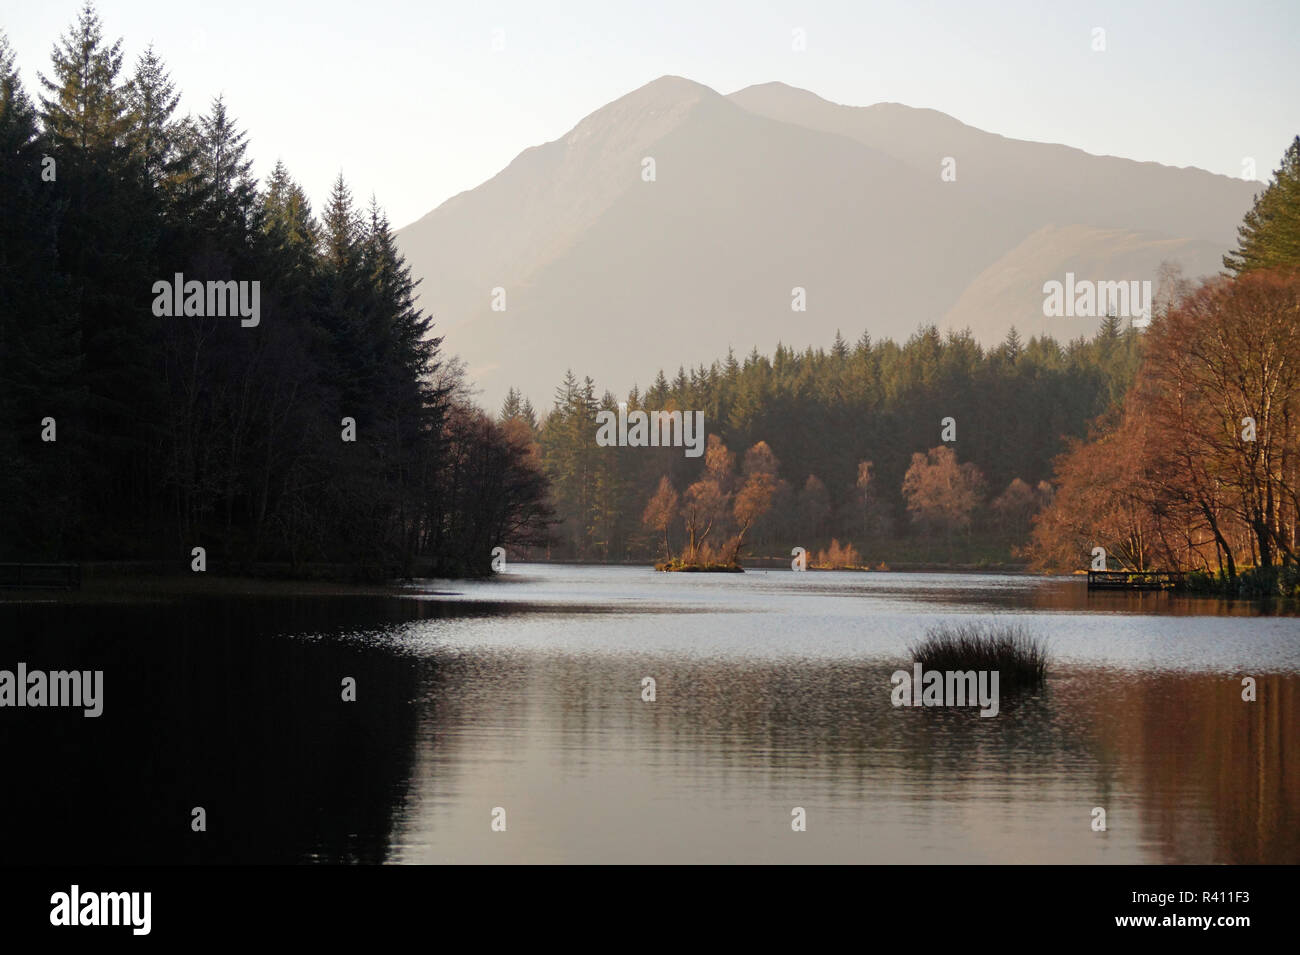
0 557 1042 603
0 572 432 604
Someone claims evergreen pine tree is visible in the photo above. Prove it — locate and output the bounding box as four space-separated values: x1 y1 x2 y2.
126 44 182 191
0 31 81 557
38 3 130 158
500 388 520 420
832 330 848 360
193 95 257 244
38 3 160 550
1002 325 1023 362
1225 137 1300 274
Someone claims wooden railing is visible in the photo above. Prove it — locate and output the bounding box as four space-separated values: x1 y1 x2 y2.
1087 569 1184 591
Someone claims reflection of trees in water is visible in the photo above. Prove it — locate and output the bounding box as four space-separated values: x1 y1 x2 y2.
1073 670 1299 864
425 655 1297 863
6 594 1291 864
521 657 1096 802
0 596 441 863
896 577 1298 617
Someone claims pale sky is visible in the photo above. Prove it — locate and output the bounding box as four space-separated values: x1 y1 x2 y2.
6 0 1298 227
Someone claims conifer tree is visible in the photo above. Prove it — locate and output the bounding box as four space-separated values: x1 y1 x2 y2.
193 95 257 244
259 160 318 302
1225 137 1300 274
1002 326 1023 362
0 31 81 557
38 3 160 547
38 2 129 158
832 330 848 360
126 45 183 191
500 388 523 422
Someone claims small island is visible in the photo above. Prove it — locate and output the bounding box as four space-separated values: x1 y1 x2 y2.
654 558 743 573
647 439 778 572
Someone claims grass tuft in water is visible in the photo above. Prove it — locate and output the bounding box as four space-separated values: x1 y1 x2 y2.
907 621 1048 690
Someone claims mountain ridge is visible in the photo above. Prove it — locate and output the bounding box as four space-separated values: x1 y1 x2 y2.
396 76 1258 410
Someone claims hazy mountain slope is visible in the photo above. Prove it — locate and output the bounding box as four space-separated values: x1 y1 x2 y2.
396 76 1257 410
940 224 1227 343
508 100 1033 395
728 82 1257 247
400 76 1014 404
398 76 718 344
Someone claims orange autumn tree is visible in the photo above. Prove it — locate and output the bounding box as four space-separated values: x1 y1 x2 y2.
1142 270 1300 572
1026 409 1160 572
1029 269 1300 579
645 438 786 568
901 446 986 550
642 476 679 561
724 441 785 564
679 435 734 565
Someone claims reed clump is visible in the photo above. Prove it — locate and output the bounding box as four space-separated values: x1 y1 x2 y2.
907 621 1048 690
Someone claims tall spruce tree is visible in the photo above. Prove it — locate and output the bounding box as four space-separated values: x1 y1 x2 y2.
126 45 182 191
0 31 81 557
192 95 257 247
38 3 160 551
1225 137 1300 274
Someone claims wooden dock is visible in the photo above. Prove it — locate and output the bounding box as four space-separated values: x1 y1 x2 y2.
1087 569 1184 591
0 563 82 590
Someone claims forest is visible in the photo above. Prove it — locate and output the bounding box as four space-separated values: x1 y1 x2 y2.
508 137 1300 592
507 319 1143 568
0 6 551 577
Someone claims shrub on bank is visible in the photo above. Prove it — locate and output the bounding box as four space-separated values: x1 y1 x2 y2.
1184 563 1300 598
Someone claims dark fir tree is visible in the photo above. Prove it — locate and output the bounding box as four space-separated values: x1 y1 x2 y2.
1224 137 1300 275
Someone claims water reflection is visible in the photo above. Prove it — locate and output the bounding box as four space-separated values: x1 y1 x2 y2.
0 568 1295 863
390 653 1297 863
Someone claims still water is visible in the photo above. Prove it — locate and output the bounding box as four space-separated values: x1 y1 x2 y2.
1 565 1296 864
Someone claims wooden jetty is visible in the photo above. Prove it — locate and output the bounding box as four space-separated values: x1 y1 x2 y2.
0 563 82 590
1087 569 1184 592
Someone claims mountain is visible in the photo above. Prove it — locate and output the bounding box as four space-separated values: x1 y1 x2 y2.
727 82 1253 246
941 224 1228 343
397 77 1259 411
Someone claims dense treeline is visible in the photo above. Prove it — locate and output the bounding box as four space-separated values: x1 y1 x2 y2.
505 317 1145 565
1028 138 1300 594
0 6 549 576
